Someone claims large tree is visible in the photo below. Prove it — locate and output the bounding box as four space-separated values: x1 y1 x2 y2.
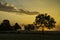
35 13 56 33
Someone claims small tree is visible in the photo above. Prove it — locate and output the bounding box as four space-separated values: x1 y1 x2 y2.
24 24 35 31
13 23 21 31
35 13 56 34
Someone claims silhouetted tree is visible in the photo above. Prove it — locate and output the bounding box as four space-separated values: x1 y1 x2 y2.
35 13 56 34
13 23 21 31
24 24 35 31
0 20 12 31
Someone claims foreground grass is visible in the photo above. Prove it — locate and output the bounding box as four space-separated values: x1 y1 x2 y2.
0 31 60 40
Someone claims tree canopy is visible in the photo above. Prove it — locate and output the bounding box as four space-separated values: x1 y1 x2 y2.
35 13 56 29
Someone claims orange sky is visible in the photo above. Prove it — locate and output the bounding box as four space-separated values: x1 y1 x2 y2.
0 0 60 31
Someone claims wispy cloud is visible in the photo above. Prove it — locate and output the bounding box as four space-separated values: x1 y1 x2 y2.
19 9 39 15
0 2 39 15
0 2 20 12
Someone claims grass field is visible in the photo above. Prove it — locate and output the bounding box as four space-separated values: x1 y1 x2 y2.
0 31 60 40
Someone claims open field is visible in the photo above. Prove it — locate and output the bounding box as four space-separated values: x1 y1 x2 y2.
0 31 60 40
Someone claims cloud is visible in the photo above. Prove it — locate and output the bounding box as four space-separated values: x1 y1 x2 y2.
19 9 39 15
0 2 19 12
0 2 39 15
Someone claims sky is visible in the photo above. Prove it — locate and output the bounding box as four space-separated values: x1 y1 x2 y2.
0 0 60 31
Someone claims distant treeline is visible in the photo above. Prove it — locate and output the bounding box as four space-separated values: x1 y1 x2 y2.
0 20 35 31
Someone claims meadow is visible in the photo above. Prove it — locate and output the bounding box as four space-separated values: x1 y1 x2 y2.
0 31 60 40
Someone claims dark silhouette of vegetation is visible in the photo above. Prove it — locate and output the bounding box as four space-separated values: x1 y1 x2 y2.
0 20 12 31
24 24 35 31
35 13 56 34
0 20 21 31
0 19 35 32
13 23 21 31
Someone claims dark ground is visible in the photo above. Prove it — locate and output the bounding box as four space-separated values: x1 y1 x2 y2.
0 31 60 40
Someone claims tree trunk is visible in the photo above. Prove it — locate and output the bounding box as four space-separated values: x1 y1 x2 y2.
42 25 44 35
